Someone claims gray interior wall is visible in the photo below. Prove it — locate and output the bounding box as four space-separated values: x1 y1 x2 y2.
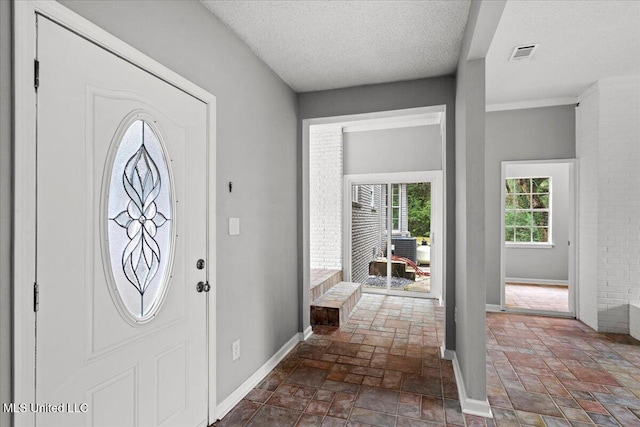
453 0 506 405
343 125 442 174
59 0 298 404
1 1 13 425
504 163 570 281
455 55 487 401
298 77 457 352
485 106 575 304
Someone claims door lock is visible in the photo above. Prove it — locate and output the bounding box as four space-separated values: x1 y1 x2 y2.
196 259 205 270
196 281 211 293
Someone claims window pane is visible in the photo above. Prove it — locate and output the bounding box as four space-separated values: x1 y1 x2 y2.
505 227 515 242
515 179 530 193
532 227 549 242
515 227 531 242
107 120 173 321
533 211 549 226
506 179 516 194
539 194 550 209
505 211 515 226
515 211 532 226
392 184 399 206
517 195 531 209
392 207 399 230
533 178 550 192
505 194 515 209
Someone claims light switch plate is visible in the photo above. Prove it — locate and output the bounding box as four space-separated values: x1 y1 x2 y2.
229 217 240 235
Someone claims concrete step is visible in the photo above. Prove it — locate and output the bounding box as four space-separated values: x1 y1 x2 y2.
310 281 362 327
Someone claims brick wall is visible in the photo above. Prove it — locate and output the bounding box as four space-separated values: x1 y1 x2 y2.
577 76 640 333
351 185 383 284
310 125 343 270
597 77 640 333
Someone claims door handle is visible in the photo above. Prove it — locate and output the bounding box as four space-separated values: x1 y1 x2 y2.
196 281 211 293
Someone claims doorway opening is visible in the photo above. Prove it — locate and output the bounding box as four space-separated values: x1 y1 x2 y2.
307 107 446 307
500 160 577 316
349 182 434 295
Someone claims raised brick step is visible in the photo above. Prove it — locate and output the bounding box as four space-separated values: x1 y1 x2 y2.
310 269 343 301
310 281 362 327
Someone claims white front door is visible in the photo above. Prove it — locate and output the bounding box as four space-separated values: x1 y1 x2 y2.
36 16 209 426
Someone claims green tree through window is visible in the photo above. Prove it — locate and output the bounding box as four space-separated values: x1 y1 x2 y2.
407 183 431 237
505 177 550 243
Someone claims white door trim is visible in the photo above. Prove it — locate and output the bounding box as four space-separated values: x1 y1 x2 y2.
13 1 217 424
343 171 444 300
499 159 578 316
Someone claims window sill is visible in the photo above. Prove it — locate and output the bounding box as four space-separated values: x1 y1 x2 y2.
505 242 555 249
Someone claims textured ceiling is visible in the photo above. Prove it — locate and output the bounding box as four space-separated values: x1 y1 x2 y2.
201 0 471 92
486 0 640 106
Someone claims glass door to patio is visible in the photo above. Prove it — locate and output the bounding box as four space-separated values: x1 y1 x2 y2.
349 181 433 297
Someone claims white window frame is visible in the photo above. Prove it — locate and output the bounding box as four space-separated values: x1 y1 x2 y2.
352 185 360 204
504 176 553 247
383 183 401 233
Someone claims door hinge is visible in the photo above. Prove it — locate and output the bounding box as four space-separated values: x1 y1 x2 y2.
34 282 39 312
34 59 40 90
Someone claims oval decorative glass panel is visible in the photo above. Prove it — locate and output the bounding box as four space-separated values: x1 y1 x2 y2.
106 119 174 322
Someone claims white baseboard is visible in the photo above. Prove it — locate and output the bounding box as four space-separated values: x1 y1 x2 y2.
485 304 503 312
440 345 454 361
299 325 313 341
215 333 300 420
452 353 493 418
505 277 568 286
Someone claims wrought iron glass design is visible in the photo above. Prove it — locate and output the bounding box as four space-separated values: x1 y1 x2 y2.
107 120 174 320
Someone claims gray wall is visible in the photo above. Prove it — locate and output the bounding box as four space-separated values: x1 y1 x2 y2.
343 125 442 174
485 106 575 304
455 55 487 401
504 162 570 281
453 0 506 405
298 77 457 351
1 1 13 425
58 0 298 405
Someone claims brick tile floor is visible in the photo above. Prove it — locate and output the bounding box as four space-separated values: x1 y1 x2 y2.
213 295 640 426
505 283 569 312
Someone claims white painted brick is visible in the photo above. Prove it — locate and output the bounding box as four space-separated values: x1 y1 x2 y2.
578 76 640 333
310 125 343 270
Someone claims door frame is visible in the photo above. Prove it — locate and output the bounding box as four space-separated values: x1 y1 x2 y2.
14 1 217 424
499 159 578 317
343 171 444 300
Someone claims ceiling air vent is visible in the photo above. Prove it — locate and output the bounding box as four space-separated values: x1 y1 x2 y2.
510 44 539 60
